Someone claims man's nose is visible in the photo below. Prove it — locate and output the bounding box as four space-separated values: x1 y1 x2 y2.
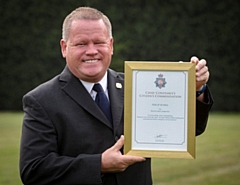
85 43 98 55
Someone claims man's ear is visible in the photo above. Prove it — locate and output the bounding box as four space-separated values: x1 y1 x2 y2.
60 39 67 58
110 37 114 55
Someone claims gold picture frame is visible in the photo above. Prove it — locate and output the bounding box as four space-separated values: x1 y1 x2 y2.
124 61 196 159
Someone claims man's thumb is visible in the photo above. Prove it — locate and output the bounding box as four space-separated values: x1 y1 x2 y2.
112 135 124 151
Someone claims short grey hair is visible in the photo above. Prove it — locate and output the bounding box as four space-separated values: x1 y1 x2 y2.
62 7 112 41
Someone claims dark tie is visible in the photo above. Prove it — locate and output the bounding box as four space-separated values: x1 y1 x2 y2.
93 83 112 124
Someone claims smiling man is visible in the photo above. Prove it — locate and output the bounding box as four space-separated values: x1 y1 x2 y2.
60 18 114 83
20 7 213 185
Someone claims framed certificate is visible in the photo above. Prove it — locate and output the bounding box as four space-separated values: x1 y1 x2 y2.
124 61 196 159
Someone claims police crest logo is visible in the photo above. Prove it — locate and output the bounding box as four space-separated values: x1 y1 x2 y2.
154 73 167 88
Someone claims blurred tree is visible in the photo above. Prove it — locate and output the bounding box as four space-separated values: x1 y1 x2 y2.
0 0 239 111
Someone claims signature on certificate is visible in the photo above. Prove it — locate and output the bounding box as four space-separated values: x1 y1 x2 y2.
155 134 167 138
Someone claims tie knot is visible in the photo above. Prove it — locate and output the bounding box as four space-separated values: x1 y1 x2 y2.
93 83 104 93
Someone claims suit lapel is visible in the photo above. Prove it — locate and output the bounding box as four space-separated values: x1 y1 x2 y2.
59 66 112 129
108 69 124 134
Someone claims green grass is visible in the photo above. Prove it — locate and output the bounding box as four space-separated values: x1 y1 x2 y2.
0 112 23 185
152 113 240 185
0 112 239 185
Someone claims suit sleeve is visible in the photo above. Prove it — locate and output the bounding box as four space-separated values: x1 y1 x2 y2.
195 86 213 136
20 94 103 185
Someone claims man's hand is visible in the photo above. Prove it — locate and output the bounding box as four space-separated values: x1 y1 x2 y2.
101 135 146 173
190 56 209 91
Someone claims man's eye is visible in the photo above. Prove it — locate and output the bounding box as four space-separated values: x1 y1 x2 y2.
75 43 86 46
95 42 105 45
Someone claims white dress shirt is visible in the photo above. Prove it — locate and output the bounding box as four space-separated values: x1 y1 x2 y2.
80 72 109 101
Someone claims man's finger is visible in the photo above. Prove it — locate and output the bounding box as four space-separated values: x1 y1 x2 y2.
197 58 206 67
190 56 199 64
123 155 146 165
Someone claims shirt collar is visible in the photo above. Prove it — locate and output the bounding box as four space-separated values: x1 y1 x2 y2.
80 71 108 94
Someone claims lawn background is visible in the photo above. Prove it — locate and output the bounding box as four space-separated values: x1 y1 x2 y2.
0 112 239 185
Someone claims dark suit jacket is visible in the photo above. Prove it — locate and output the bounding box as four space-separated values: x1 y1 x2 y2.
20 66 213 185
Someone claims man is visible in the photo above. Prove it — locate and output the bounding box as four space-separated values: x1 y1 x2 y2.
20 7 213 185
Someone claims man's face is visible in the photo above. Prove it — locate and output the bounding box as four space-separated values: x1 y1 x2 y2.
60 19 113 82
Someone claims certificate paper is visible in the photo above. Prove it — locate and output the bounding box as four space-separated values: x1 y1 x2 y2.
124 62 196 159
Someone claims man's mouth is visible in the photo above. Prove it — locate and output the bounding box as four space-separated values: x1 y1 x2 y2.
84 59 99 63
